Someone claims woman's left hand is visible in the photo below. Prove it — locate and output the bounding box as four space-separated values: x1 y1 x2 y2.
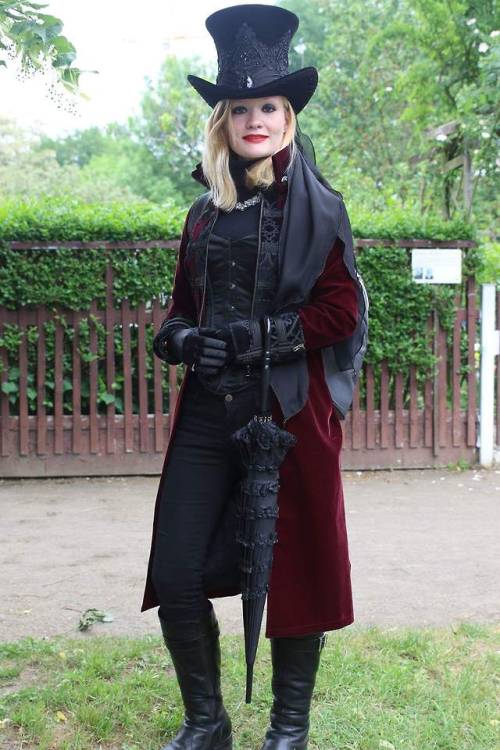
214 314 306 365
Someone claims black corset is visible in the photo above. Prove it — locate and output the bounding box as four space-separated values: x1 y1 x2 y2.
185 192 282 395
206 232 259 325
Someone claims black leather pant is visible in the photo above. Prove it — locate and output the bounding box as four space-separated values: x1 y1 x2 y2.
151 373 263 623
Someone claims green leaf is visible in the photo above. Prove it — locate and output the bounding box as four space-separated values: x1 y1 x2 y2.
1 381 18 395
35 13 63 40
51 35 76 67
78 608 114 632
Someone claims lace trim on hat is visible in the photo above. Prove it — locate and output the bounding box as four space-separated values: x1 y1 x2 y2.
217 22 291 88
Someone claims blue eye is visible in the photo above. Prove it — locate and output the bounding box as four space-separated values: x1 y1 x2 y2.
231 103 276 114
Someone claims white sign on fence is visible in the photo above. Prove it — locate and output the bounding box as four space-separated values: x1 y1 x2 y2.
411 248 462 284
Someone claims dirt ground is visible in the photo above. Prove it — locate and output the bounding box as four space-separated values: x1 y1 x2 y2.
1 467 499 643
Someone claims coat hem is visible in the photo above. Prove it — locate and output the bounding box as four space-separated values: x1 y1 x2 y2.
264 614 354 638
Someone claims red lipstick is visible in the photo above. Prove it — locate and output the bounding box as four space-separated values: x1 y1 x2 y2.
243 135 269 142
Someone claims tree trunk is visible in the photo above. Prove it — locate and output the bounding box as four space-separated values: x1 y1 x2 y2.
463 141 473 219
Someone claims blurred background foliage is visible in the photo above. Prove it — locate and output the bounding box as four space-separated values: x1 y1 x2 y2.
0 0 498 273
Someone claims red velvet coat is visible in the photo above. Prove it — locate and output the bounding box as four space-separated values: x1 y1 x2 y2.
141 148 359 637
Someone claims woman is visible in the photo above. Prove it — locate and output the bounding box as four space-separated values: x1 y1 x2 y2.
141 5 367 750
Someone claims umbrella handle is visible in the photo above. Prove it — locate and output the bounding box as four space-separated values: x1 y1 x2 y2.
260 316 272 414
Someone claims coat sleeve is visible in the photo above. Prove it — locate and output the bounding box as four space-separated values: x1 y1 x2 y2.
297 236 359 351
162 212 197 328
156 209 198 364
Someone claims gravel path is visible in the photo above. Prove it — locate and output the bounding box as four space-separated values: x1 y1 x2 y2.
1 467 498 642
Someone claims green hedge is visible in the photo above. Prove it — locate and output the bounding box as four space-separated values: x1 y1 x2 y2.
0 199 486 416
0 197 185 242
0 197 482 310
0 198 186 311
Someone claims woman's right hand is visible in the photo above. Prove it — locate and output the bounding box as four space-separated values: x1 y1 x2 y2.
167 327 229 375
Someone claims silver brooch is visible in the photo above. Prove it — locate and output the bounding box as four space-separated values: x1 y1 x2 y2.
246 75 253 88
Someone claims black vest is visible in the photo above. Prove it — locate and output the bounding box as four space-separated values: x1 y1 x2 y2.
185 188 283 394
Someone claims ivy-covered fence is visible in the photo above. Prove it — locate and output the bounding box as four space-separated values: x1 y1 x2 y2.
0 242 183 476
0 200 488 475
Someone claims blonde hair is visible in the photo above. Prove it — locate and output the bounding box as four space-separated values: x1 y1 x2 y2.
201 96 297 211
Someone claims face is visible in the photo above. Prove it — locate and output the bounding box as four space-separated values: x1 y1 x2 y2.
227 95 288 159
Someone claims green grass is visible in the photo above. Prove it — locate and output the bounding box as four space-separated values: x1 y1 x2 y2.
0 622 498 749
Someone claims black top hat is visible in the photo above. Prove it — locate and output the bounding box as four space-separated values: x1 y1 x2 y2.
187 4 318 114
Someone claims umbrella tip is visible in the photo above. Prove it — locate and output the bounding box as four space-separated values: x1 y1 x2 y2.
245 664 254 704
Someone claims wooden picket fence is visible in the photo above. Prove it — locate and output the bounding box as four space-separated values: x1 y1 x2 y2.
1 238 495 477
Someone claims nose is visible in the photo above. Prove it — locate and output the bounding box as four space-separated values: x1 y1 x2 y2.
246 107 264 130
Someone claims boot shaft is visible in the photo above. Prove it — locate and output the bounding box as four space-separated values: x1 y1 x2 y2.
158 606 226 726
261 632 327 749
271 632 327 695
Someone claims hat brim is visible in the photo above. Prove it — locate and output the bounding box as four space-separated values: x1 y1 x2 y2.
187 67 318 115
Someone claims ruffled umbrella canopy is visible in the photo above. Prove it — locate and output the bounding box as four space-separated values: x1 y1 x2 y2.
231 316 297 703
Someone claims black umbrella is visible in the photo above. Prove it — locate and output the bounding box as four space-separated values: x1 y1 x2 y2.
230 316 297 704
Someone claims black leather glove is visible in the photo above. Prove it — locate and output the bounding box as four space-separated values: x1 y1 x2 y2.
216 312 306 365
153 324 228 375
153 323 180 363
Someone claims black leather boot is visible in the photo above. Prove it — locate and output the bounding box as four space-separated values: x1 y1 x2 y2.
259 632 327 750
158 603 233 750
